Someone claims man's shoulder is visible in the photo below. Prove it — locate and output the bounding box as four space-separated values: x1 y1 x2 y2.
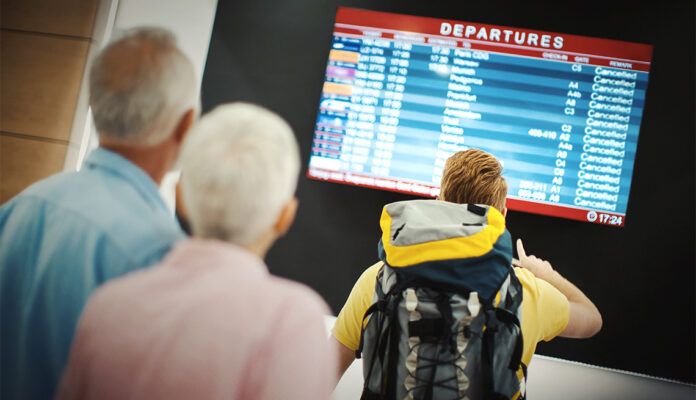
2 170 183 270
13 165 165 219
21 170 80 195
513 266 566 300
513 267 537 288
4 171 79 210
8 168 120 219
513 266 554 305
513 266 570 318
362 261 384 279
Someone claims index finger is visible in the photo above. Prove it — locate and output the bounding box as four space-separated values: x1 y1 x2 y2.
516 238 527 260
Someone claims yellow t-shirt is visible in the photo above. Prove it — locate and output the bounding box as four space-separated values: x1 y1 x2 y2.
332 261 570 367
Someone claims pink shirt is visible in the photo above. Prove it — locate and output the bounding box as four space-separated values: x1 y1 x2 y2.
58 239 336 400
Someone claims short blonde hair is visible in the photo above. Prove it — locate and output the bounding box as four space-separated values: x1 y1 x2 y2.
439 149 507 211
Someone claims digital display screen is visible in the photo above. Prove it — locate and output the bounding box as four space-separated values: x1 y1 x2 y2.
307 7 652 226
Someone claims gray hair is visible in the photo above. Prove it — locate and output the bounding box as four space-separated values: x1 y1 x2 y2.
180 103 300 246
89 27 197 146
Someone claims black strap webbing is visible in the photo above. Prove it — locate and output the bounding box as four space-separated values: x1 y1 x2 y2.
384 298 401 399
360 389 382 400
408 318 445 340
521 362 528 380
492 308 524 371
481 312 495 399
518 362 528 400
356 300 384 359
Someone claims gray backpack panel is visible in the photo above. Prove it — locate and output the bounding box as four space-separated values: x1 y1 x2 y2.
359 264 524 400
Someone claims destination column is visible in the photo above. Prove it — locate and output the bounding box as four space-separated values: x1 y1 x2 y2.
433 46 483 184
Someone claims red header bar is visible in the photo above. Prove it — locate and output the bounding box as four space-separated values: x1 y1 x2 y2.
335 7 652 72
506 198 625 227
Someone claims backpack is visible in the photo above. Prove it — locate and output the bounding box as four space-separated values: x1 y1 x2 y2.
356 200 526 400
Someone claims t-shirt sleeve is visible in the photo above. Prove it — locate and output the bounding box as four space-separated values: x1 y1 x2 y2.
332 262 382 351
516 267 571 342
534 276 571 341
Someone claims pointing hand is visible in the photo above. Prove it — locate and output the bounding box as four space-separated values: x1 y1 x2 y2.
516 239 555 280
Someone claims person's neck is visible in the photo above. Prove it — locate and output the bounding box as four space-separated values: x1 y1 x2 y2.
101 142 172 185
242 232 276 260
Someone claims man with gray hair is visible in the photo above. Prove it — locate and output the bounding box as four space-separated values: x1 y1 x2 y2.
57 103 337 399
0 27 197 399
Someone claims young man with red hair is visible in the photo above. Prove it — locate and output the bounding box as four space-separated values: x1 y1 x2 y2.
332 149 602 398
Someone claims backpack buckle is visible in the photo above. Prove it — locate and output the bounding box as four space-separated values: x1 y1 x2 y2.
405 288 418 312
467 292 481 317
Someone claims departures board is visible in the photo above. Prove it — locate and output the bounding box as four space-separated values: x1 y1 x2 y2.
307 7 653 226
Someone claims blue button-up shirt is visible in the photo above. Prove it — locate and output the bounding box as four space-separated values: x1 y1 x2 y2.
0 147 185 400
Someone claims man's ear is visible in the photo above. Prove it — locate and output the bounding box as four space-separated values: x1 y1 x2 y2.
273 197 298 237
173 108 196 144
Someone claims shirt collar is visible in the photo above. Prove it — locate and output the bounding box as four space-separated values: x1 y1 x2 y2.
165 238 269 274
83 147 169 213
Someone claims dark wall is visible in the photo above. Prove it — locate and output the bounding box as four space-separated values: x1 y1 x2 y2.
201 0 695 383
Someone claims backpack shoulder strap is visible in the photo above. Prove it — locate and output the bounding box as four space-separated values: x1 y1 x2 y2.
356 264 386 359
